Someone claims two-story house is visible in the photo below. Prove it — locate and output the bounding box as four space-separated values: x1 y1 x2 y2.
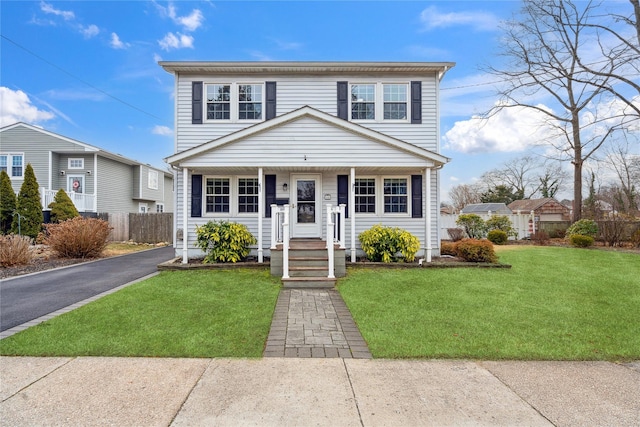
0 122 173 215
161 61 454 278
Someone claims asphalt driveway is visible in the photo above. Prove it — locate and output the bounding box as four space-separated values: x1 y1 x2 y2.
0 246 175 332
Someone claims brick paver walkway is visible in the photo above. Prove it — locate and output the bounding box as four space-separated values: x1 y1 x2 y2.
263 289 372 358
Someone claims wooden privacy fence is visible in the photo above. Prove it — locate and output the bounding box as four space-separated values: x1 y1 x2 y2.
105 212 172 243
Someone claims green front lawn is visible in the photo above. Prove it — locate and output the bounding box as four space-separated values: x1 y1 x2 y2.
0 269 281 357
338 246 640 361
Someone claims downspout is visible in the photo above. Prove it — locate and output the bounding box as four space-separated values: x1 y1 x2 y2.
182 167 188 264
425 167 432 262
258 167 264 263
93 153 98 212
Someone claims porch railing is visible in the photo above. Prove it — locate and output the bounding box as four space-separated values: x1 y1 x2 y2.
326 204 346 279
271 204 290 279
40 188 97 213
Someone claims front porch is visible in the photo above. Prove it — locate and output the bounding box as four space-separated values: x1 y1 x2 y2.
40 188 96 213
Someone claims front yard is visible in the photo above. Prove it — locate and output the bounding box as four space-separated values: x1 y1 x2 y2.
1 246 638 360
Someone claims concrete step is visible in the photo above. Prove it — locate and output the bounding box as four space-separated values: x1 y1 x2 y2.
289 266 331 277
289 238 326 250
282 276 336 288
289 257 329 268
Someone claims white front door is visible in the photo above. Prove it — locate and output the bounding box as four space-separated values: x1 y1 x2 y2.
291 174 322 238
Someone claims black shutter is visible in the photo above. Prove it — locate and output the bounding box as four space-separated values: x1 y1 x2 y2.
337 81 349 120
265 174 276 218
265 81 276 120
411 174 423 218
191 174 202 217
337 175 349 218
411 81 422 124
192 81 203 124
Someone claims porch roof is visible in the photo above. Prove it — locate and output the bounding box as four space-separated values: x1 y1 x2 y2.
165 106 450 168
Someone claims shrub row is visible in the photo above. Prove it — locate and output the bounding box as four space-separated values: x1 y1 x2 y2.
440 238 498 263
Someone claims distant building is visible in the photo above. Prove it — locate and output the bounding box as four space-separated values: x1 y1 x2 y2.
460 203 512 215
508 198 571 221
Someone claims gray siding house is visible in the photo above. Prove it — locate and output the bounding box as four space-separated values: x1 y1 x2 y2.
161 61 454 270
0 122 173 214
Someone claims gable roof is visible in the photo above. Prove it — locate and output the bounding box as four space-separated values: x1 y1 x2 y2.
508 198 568 212
165 106 450 167
0 122 171 176
460 203 512 214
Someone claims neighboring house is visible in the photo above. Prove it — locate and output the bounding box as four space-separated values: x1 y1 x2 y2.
460 203 512 215
0 122 173 215
508 198 571 221
161 61 454 268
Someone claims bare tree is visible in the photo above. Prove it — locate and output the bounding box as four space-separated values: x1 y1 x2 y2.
448 184 482 212
601 141 640 215
487 0 639 222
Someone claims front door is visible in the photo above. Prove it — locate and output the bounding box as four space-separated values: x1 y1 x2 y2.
291 174 321 238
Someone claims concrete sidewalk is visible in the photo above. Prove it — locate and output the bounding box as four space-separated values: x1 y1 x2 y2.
1 357 638 426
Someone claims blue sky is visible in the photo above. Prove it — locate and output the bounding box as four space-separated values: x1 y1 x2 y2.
1 1 636 202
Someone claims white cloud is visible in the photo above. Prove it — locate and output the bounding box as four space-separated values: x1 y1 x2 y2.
152 125 173 136
40 1 74 20
154 1 204 31
110 32 129 49
443 103 555 154
420 6 500 32
80 24 99 38
158 32 194 51
0 87 55 127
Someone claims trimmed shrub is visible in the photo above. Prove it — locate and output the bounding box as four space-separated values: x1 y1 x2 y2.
446 228 465 242
48 189 79 222
11 164 43 239
455 238 497 263
358 224 420 262
485 215 517 238
0 170 16 234
456 214 487 239
566 219 598 238
0 234 32 267
45 217 110 258
440 241 458 256
195 220 257 263
569 234 595 248
487 229 508 245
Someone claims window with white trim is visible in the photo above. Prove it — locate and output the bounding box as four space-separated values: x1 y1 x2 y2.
354 178 376 213
148 170 159 190
383 84 407 120
0 153 24 178
351 84 375 120
205 177 230 213
238 84 263 120
139 203 148 213
206 84 231 120
238 178 258 213
68 158 84 169
156 203 164 213
383 178 408 213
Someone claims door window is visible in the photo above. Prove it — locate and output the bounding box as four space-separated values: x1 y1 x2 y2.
296 180 315 223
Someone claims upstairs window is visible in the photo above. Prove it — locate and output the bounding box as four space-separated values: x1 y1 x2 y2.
0 153 24 178
238 84 263 120
205 178 230 213
148 170 159 190
351 84 375 120
383 84 408 120
68 158 84 169
206 84 231 120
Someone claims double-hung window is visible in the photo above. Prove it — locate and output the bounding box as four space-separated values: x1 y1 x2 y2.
383 178 408 213
383 84 407 120
206 84 231 120
238 84 263 120
351 84 375 120
238 178 258 213
354 178 376 213
148 170 159 190
205 178 230 213
0 153 24 178
68 158 84 169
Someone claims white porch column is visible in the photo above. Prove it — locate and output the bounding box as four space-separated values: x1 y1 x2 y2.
350 167 356 262
182 167 189 264
425 167 432 262
258 167 264 263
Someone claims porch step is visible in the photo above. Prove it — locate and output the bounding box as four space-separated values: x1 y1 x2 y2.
289 238 326 250
289 266 331 277
290 256 329 268
282 276 337 289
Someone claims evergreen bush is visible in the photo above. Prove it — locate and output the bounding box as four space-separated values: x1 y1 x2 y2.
566 219 598 238
455 238 498 263
455 214 487 239
440 241 458 256
48 189 79 222
569 234 595 248
11 164 43 238
194 220 257 263
358 224 420 262
487 229 508 245
485 215 517 238
0 170 16 234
